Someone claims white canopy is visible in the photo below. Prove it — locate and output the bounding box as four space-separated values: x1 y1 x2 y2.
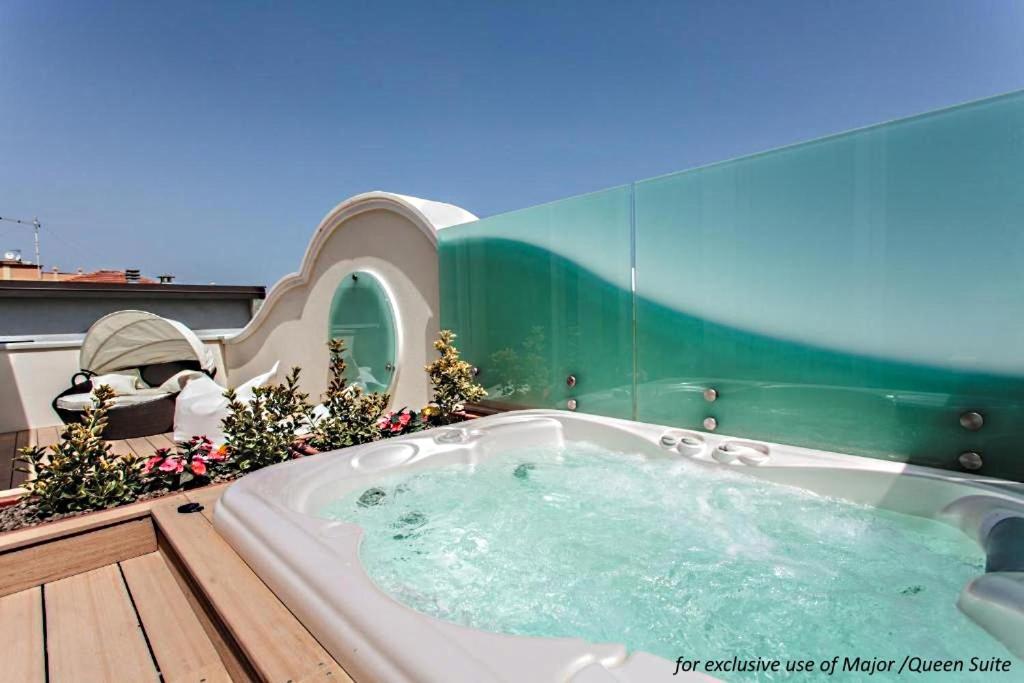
80 310 216 375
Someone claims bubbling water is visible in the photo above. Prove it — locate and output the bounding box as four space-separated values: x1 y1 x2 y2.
321 442 1015 681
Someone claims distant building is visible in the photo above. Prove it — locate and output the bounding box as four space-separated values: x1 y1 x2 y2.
0 253 263 335
2 251 159 284
1 251 76 281
65 269 157 284
0 279 265 336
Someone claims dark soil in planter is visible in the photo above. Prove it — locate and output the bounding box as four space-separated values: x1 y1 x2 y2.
0 470 243 534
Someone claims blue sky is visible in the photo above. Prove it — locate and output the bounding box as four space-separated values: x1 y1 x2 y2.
1 1 1022 285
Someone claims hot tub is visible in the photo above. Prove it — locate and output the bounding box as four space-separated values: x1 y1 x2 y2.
214 410 1024 682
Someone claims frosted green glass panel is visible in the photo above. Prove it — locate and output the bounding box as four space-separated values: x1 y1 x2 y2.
439 187 633 417
635 91 1024 478
438 90 1024 479
327 271 396 394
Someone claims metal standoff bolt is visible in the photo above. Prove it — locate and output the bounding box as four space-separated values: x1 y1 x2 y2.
566 399 578 411
703 388 718 402
958 451 983 471
703 417 718 431
959 411 984 431
566 374 577 388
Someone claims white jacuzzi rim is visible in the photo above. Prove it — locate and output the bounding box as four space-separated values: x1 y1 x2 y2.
213 409 1024 683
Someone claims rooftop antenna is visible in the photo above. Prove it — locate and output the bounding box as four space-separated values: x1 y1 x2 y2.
0 214 42 278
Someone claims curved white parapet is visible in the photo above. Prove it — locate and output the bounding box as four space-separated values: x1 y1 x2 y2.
233 191 477 345
214 410 1024 682
222 192 477 409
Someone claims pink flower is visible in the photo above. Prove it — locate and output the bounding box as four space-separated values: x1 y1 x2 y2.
159 456 184 474
143 456 163 475
209 444 228 461
377 415 391 430
191 457 207 476
398 411 412 426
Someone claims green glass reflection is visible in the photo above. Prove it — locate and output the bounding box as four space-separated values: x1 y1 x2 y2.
634 91 1024 479
327 271 396 394
439 186 634 417
439 90 1024 480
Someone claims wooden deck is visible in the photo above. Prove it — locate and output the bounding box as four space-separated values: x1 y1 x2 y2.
0 427 176 492
0 485 353 682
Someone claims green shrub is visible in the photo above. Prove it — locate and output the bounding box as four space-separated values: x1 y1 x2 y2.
18 385 146 516
424 330 486 425
221 366 312 472
307 339 390 451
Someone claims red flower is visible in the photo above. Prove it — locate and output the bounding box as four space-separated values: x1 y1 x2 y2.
191 457 207 476
142 455 163 475
379 408 417 434
159 456 184 474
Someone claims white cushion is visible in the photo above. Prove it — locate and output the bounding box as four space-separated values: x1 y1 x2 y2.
56 392 96 411
57 391 172 412
90 370 145 395
156 369 206 394
109 392 172 407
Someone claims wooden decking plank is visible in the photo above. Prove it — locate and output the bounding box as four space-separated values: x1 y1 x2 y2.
185 483 230 524
0 587 45 682
0 431 17 490
0 493 180 553
153 500 351 682
45 563 159 682
125 437 155 457
121 552 231 683
0 517 156 597
146 433 177 451
158 540 259 682
107 438 135 458
36 425 62 451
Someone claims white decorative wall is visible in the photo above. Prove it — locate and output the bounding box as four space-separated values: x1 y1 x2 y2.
224 192 476 410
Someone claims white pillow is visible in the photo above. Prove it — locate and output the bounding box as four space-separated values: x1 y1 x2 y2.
90 370 145 396
156 369 206 394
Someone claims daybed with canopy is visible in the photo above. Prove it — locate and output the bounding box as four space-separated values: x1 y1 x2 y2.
52 310 217 439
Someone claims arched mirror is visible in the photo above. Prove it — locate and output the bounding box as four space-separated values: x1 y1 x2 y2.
327 271 397 393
